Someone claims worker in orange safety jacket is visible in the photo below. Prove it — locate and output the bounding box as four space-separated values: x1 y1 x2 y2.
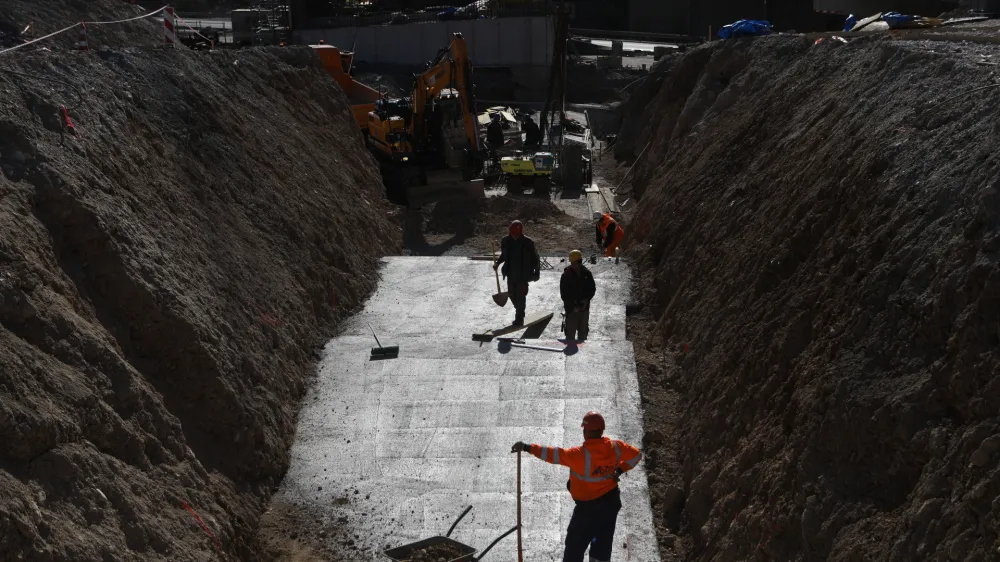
595 213 624 260
512 411 642 562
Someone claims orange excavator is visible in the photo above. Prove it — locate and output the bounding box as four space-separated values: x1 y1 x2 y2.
364 33 485 202
311 44 381 133
311 33 484 204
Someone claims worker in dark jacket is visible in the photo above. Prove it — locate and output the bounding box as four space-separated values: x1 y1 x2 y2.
494 220 540 325
560 249 596 341
522 115 542 148
487 113 504 156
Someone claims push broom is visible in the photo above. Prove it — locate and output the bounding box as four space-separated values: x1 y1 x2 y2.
367 322 398 359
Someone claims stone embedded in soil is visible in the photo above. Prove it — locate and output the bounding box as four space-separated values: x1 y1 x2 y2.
643 430 665 445
969 448 992 467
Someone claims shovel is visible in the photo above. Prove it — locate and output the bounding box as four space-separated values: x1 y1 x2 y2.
492 241 508 307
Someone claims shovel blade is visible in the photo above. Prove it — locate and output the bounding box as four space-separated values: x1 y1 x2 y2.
493 293 509 307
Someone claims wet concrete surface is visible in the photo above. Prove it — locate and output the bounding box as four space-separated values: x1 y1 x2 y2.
273 257 659 561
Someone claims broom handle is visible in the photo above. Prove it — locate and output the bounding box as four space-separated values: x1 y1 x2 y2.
367 322 383 348
517 450 523 562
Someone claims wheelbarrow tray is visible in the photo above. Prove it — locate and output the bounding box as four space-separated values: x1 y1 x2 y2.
383 535 477 562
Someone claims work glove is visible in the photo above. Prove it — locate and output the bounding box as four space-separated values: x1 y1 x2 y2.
613 467 624 483
511 441 529 453
493 262 499 271
521 282 529 296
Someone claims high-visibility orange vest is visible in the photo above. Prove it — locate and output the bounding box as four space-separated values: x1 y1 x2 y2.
528 437 642 502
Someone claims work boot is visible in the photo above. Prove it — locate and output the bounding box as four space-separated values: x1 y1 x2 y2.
513 316 524 326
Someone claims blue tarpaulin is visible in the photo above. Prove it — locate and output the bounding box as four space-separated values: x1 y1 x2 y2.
843 14 857 32
717 20 773 39
880 12 917 27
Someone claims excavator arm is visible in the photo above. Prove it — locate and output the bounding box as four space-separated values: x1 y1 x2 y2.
411 33 482 154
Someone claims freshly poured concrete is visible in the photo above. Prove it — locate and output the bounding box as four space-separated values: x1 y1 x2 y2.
274 257 660 561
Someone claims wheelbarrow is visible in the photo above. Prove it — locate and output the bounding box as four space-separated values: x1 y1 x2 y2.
382 505 518 562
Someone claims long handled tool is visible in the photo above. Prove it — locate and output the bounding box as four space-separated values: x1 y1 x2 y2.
367 322 398 359
511 342 565 352
517 450 523 562
492 241 508 307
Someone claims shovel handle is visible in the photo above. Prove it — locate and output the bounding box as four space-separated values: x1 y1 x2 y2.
517 450 523 562
492 240 502 292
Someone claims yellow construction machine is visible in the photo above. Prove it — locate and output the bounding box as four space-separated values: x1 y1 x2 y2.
365 33 485 203
501 152 554 194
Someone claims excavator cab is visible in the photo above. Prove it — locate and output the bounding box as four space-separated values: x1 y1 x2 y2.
368 112 408 156
368 97 413 159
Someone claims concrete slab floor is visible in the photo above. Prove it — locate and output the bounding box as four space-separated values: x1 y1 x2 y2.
273 257 659 561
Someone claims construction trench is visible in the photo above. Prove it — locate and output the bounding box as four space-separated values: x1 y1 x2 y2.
2 2 1000 561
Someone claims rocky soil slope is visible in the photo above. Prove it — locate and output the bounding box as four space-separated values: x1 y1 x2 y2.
1 1 160 49
621 34 1000 561
0 46 399 560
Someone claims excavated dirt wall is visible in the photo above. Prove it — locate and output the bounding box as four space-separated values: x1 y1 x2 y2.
622 35 1000 560
0 46 399 560
0 1 161 48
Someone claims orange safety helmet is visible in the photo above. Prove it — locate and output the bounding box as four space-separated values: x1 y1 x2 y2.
581 411 605 431
597 213 615 233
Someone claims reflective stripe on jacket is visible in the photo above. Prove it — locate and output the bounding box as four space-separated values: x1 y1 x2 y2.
528 436 642 502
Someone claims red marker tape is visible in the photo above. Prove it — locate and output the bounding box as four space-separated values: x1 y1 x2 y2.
61 106 76 135
181 500 222 552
